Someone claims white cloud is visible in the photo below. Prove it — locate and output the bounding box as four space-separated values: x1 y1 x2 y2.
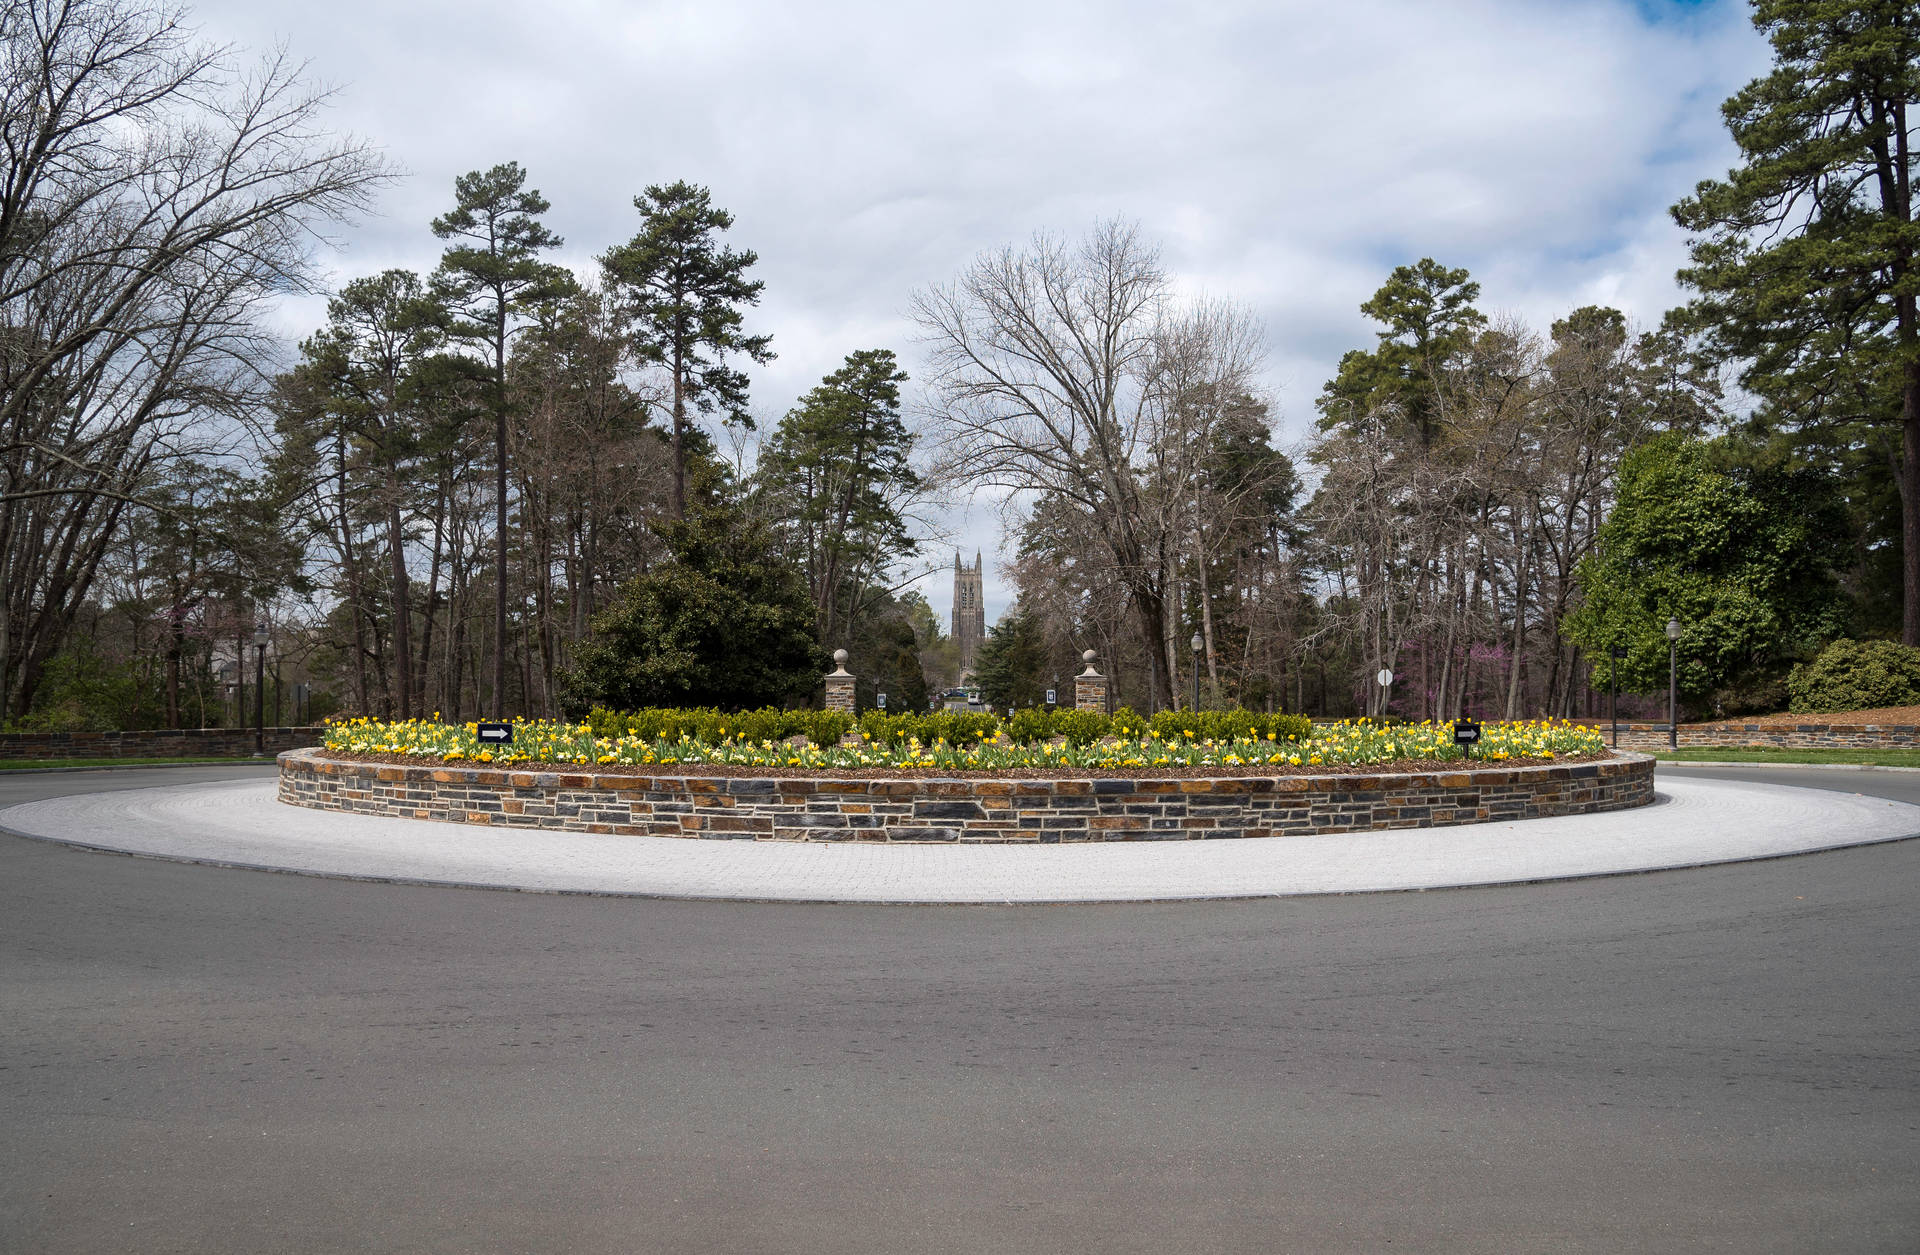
196 0 1770 625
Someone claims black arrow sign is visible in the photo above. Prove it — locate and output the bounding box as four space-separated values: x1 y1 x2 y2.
476 722 513 744
1453 720 1481 746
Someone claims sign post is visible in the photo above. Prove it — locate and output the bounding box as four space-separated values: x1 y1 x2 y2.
877 692 887 711
476 722 513 747
1453 718 1481 759
1375 668 1393 719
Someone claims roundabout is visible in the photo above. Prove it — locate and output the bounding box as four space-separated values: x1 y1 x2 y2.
2 762 1914 900
4 761 1917 1252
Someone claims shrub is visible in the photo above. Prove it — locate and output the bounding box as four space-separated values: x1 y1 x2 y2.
1149 708 1312 743
1004 707 1053 744
1109 705 1149 740
1786 638 1920 714
999 707 1109 745
798 710 853 746
1050 709 1111 745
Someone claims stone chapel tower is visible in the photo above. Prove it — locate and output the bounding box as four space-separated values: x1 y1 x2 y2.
952 551 986 674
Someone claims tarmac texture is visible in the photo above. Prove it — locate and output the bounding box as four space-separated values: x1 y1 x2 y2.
3 772 1918 901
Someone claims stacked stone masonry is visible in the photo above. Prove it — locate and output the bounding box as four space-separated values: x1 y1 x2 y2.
279 747 1654 843
1585 722 1920 751
0 727 322 760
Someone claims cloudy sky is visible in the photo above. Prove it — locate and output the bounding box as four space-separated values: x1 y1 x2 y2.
192 0 1770 625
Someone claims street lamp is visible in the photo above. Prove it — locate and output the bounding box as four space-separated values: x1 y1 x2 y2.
1190 631 1203 711
253 624 269 756
1666 618 1681 751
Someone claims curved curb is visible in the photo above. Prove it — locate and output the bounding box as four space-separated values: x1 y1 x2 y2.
277 746 1656 844
3 775 1917 904
1659 760 1920 774
0 759 279 775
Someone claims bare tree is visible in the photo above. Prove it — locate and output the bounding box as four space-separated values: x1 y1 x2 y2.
914 221 1269 710
0 0 391 714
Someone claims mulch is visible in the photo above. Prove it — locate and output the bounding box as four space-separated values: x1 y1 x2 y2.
314 748 1614 780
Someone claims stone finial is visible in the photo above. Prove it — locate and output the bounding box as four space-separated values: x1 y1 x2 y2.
1079 649 1099 676
830 648 850 676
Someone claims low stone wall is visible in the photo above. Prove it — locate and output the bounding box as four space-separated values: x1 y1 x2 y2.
1584 722 1920 751
0 726 323 760
277 747 1655 843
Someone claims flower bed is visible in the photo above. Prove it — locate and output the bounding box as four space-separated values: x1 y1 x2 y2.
321 716 1607 773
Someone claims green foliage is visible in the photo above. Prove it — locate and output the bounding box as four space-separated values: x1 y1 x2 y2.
971 602 1049 711
1109 706 1149 740
583 704 854 747
1317 258 1484 446
1050 709 1111 746
1002 707 1112 745
1786 639 1920 714
757 349 920 644
845 593 929 718
854 710 998 747
602 180 773 514
1148 709 1313 743
1 645 160 733
1003 707 1051 744
1670 1 1920 638
1567 435 1851 709
562 506 828 713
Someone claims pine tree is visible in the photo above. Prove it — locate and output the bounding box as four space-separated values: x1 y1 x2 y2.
431 163 569 714
1671 1 1920 640
602 181 774 519
755 348 918 644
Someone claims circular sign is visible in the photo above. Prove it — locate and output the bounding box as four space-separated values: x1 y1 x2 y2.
1376 668 1393 688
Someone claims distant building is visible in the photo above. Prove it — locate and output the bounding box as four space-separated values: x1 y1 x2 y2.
952 551 986 674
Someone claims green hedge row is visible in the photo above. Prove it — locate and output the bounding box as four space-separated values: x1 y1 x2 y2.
584 704 1314 749
584 706 855 747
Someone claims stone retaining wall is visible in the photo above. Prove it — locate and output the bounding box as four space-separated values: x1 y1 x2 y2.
0 727 323 760
277 747 1655 843
1582 722 1920 751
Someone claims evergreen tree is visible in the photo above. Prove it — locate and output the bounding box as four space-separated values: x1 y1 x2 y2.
755 348 919 644
1317 259 1484 447
1566 435 1851 713
971 602 1050 711
1670 0 1920 641
602 181 774 519
431 162 570 714
562 507 826 712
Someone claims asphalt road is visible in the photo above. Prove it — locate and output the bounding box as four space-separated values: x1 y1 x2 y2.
1 763 1915 1254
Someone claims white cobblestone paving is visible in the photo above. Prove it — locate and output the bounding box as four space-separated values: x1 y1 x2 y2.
4 776 1917 901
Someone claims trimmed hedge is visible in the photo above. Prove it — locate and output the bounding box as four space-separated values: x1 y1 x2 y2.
582 703 1315 749
1786 638 1920 714
585 705 854 748
1149 709 1314 743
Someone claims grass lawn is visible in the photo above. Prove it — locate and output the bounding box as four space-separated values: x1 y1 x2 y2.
1655 746 1920 768
0 756 272 771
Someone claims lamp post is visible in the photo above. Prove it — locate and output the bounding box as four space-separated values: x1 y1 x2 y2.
1608 643 1624 750
1666 618 1681 751
1190 632 1203 711
253 624 269 756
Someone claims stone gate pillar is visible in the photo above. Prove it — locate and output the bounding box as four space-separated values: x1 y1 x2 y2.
825 649 855 714
1074 650 1108 713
